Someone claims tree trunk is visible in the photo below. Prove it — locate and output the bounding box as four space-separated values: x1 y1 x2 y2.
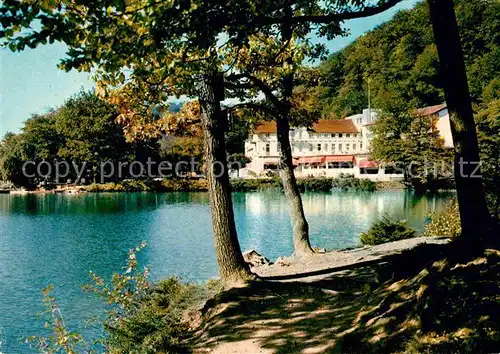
427 0 491 244
277 2 314 257
198 72 252 284
276 115 314 256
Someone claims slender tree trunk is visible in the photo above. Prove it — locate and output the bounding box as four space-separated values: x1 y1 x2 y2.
276 115 314 256
427 0 491 243
277 2 314 257
198 72 252 284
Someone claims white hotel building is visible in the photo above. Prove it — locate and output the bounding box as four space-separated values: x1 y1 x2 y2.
245 104 453 181
244 105 453 181
244 109 395 180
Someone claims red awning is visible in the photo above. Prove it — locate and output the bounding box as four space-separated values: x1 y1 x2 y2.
358 160 378 168
298 156 326 164
324 155 354 163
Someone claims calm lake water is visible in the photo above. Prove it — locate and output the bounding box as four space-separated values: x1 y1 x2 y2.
0 190 454 352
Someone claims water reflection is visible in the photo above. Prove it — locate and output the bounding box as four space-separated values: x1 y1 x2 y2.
0 192 211 215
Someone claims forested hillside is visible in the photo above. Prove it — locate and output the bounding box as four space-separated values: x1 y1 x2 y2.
318 0 500 118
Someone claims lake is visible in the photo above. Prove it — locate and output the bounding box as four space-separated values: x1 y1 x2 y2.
0 190 454 352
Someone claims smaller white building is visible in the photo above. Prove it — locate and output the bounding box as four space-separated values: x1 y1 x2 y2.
415 103 453 148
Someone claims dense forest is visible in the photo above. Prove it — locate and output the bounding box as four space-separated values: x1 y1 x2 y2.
317 0 500 117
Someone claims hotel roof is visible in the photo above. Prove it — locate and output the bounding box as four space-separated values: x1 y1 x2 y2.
414 103 447 117
312 119 359 133
254 119 359 134
254 121 276 134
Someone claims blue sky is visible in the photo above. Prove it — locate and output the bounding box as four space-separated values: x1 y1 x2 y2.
0 0 418 136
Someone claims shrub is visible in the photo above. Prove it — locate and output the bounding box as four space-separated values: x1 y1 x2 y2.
83 176 377 193
294 176 376 192
231 178 278 191
332 174 377 192
86 182 125 192
85 179 210 192
97 277 196 353
120 179 153 191
361 214 417 246
157 178 208 191
423 199 461 237
296 178 332 192
27 243 222 354
85 180 153 192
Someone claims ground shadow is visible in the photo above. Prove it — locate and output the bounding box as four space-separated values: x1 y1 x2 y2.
188 242 500 353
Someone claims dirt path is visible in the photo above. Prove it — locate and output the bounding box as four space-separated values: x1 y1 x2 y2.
189 237 452 354
255 236 450 282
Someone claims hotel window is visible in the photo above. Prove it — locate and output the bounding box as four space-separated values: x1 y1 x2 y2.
339 143 342 151
265 144 270 153
346 144 350 151
265 134 270 138
339 133 343 138
353 144 357 151
317 144 322 151
309 144 313 152
331 133 335 138
325 144 328 151
331 144 336 152
360 142 363 150
346 133 350 138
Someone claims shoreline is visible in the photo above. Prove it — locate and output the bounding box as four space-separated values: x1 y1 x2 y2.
2 177 403 194
2 177 456 195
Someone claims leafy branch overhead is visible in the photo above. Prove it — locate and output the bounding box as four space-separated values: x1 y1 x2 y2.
1 0 404 124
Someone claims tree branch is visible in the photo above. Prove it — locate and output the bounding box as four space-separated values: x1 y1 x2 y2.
227 73 284 110
256 0 403 25
225 102 277 116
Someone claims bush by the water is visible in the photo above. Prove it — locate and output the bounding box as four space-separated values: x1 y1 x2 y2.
423 199 461 238
83 176 377 193
361 215 417 246
295 175 376 192
96 275 221 354
85 178 209 192
294 175 376 192
86 180 154 192
296 178 333 192
230 178 280 191
331 174 377 192
27 244 222 354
